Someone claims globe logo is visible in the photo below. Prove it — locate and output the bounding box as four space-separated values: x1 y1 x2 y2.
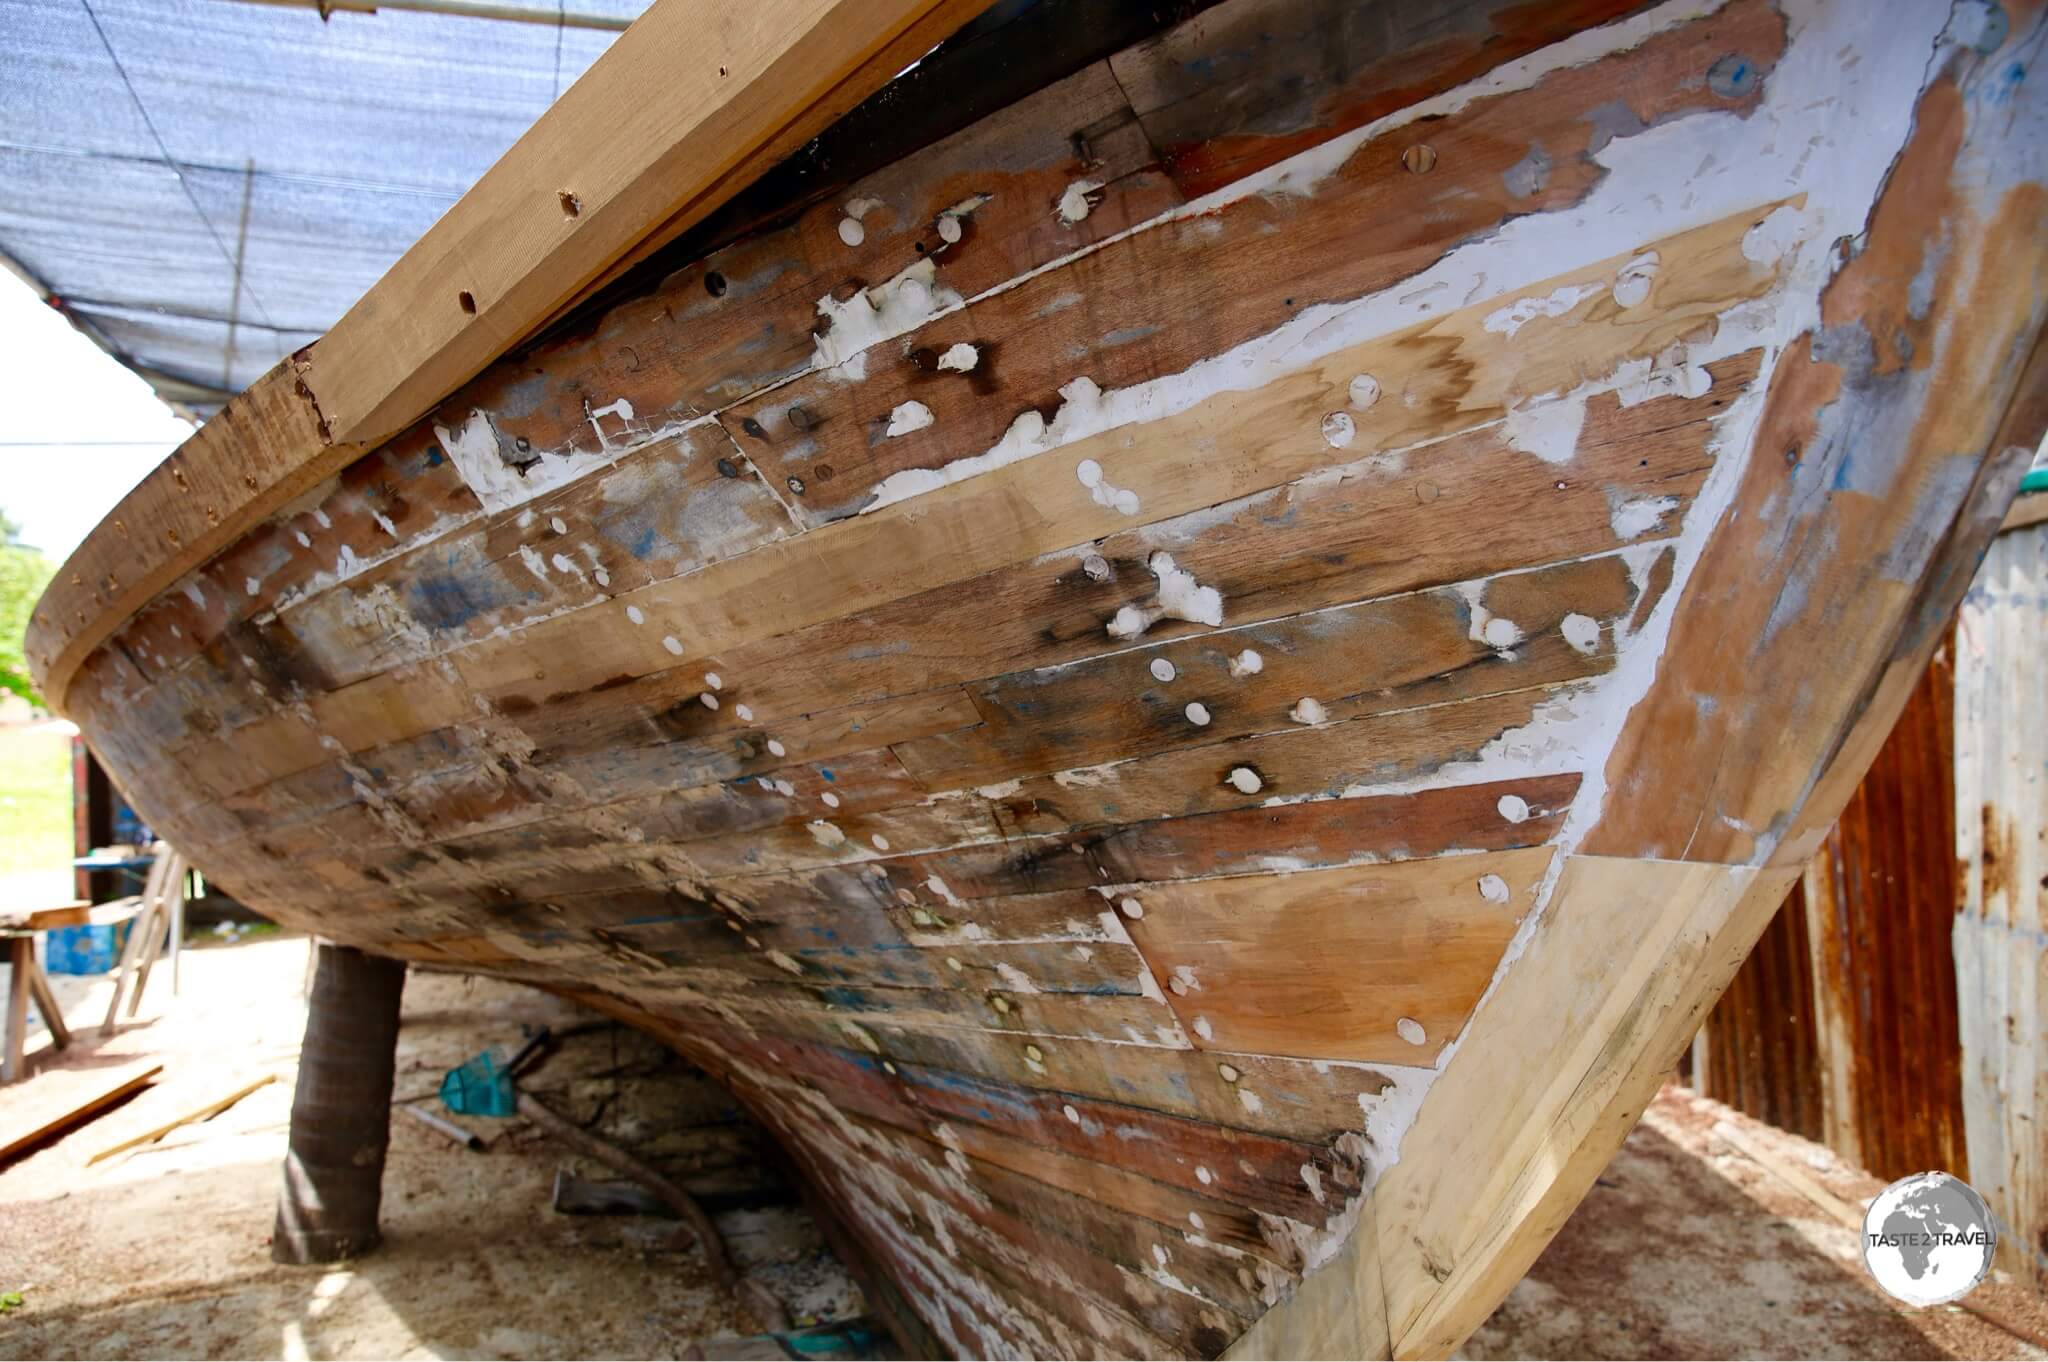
1861 1171 1997 1306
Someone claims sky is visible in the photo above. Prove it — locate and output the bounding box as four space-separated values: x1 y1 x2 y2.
0 267 194 560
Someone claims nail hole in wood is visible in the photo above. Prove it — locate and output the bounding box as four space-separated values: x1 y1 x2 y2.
704 271 727 297
458 290 477 315
558 191 580 218
1402 145 1437 174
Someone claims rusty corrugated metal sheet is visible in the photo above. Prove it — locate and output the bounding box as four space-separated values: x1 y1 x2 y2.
1954 520 2048 1290
1698 878 1822 1141
1699 642 1968 1182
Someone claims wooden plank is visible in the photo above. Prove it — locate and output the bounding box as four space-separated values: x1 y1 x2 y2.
269 424 796 694
718 0 1786 529
1582 58 2048 870
109 203 1781 803
2001 487 2048 532
79 0 1671 716
89 1073 280 1164
0 901 92 932
25 364 342 717
3 939 30 1084
890 545 1679 795
26 0 992 713
1111 0 1653 200
1225 855 1799 1360
1239 15 2048 1356
0 1062 163 1162
303 0 990 448
1127 847 1554 1065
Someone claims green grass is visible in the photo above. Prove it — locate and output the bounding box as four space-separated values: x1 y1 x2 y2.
0 721 74 905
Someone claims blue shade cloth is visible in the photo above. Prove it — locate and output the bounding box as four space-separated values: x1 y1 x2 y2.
0 0 648 413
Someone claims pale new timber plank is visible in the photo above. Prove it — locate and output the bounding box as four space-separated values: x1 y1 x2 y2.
1127 846 1553 1066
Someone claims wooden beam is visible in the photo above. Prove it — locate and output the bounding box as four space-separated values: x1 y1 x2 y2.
300 0 988 449
25 0 989 716
0 1062 162 1163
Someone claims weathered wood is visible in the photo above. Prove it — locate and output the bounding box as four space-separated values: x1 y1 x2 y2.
718 0 1784 527
41 0 2047 1354
305 0 991 447
1250 9 2048 1354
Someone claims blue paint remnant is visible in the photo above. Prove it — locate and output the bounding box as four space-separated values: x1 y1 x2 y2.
621 912 704 927
820 768 837 782
901 1065 1037 1122
1706 53 1756 100
426 447 444 467
411 572 505 631
820 985 870 1010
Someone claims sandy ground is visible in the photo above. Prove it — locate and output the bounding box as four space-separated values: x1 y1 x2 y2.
1469 1085 2048 1361
4 933 2044 1360
0 934 866 1360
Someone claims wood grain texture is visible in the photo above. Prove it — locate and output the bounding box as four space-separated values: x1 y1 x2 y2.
1585 49 2048 867
1238 12 2048 1357
25 0 989 715
24 362 345 715
1128 846 1553 1064
719 0 1785 528
303 0 989 446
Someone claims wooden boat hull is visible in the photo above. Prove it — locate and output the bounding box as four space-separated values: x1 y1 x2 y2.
33 0 2046 1354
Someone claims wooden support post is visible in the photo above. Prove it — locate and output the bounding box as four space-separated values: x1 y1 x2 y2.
272 943 406 1264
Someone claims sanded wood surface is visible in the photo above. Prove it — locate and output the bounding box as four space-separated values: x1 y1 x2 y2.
0 1062 162 1162
37 0 2048 1354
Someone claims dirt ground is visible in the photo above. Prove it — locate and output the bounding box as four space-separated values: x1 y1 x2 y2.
3 932 2044 1360
1468 1085 2048 1361
0 934 867 1360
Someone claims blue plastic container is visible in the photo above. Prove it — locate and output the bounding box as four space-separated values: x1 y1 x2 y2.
44 919 135 975
440 1048 516 1116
